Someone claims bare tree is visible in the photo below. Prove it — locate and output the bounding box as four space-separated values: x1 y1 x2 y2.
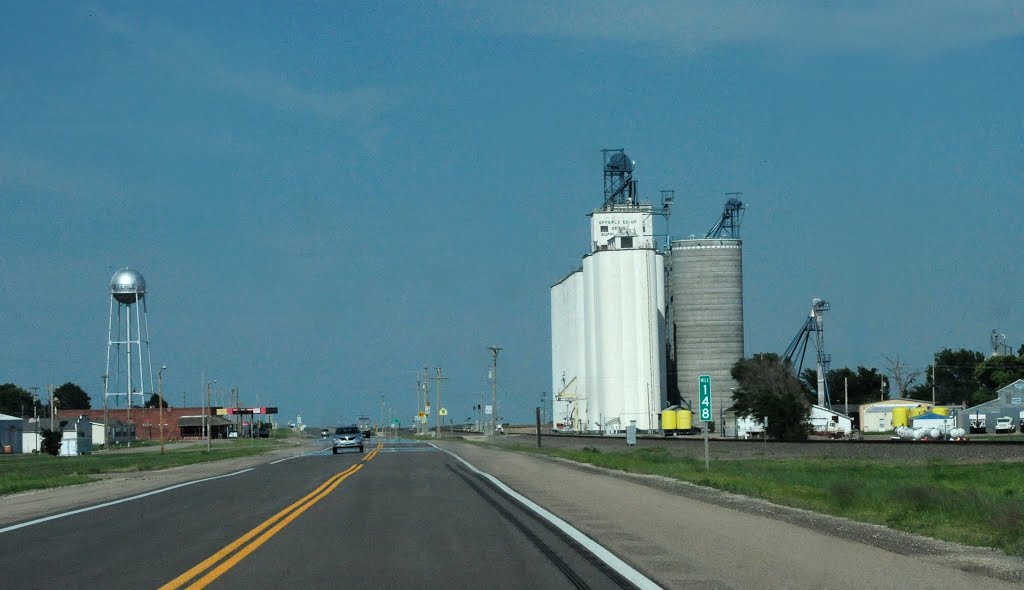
882 354 922 398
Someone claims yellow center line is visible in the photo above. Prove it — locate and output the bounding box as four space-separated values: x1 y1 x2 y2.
364 440 384 460
161 444 383 590
188 464 363 589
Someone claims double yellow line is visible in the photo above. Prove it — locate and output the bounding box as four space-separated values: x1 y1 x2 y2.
161 441 384 590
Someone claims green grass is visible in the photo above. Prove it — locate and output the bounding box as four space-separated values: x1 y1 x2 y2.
518 445 1024 556
0 439 282 496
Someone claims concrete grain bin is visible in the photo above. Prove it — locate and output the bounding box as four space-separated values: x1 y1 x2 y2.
669 238 744 432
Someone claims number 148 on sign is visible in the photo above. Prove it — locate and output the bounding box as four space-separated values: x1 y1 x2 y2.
698 375 712 422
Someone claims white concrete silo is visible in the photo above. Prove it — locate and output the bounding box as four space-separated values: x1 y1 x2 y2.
550 269 587 431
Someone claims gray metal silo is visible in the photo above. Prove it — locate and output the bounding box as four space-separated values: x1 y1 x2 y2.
669 237 744 434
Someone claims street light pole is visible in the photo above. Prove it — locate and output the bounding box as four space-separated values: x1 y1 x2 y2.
158 365 168 454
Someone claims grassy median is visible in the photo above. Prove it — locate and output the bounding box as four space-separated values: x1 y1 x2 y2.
525 445 1024 556
0 439 282 496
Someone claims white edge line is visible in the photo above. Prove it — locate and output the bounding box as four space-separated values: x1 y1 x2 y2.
432 443 664 590
0 468 255 534
271 451 318 464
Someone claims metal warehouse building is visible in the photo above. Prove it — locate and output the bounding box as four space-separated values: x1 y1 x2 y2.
960 379 1024 433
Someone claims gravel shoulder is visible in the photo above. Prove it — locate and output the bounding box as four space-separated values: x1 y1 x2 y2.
440 437 1024 589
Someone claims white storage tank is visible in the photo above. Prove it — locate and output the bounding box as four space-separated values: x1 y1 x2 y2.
583 246 665 431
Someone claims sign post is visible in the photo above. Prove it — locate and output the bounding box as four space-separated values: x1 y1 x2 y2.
699 375 712 470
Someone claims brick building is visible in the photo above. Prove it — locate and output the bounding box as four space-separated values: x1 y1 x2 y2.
72 407 232 441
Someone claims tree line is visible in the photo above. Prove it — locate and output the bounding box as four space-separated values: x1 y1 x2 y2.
0 382 168 418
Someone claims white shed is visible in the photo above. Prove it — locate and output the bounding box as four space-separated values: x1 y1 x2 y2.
1 413 23 454
59 416 93 456
809 405 853 435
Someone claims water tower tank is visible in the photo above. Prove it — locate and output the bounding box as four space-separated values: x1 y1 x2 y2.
669 238 744 427
110 268 146 305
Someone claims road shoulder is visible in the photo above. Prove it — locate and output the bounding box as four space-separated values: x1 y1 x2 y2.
439 440 1024 589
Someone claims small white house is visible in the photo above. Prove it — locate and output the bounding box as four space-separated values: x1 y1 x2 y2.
21 416 92 455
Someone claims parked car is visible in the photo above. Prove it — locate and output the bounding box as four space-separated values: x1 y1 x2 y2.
332 425 364 454
995 416 1015 433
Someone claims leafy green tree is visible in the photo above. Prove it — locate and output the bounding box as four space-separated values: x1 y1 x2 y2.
908 348 985 405
0 383 39 417
974 354 1024 395
798 368 818 402
40 428 62 456
53 382 91 410
730 353 810 441
801 366 888 405
144 393 168 408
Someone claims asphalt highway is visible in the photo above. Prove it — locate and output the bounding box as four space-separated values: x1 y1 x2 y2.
0 439 655 589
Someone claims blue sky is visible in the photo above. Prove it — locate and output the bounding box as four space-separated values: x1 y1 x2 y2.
1 2 1021 425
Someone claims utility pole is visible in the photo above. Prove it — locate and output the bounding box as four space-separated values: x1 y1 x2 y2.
158 366 167 454
100 375 108 448
48 384 55 432
422 366 430 436
488 346 502 435
435 367 448 438
30 387 39 452
540 391 546 426
415 377 422 434
932 357 937 405
205 377 217 451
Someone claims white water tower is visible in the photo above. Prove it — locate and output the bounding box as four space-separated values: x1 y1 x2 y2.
104 268 154 409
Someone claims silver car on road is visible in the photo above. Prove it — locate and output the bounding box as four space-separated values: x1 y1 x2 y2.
332 425 364 454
